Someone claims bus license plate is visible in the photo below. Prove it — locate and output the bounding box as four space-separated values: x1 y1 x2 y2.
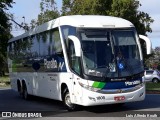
114 96 125 101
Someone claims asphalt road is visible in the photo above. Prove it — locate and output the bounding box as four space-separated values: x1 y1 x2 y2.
0 87 160 118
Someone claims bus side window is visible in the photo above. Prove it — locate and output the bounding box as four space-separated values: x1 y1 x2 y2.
68 40 81 75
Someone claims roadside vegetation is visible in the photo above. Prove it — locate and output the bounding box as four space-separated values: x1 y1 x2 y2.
0 76 10 87
146 82 160 91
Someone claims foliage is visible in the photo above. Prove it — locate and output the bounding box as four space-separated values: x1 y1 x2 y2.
62 0 99 15
0 0 14 75
157 65 160 70
0 76 10 87
146 83 160 91
144 49 155 69
62 0 153 33
30 0 60 28
144 47 160 69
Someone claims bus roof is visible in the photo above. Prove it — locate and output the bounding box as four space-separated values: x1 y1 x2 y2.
9 15 134 43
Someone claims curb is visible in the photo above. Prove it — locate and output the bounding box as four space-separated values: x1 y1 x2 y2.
146 90 160 94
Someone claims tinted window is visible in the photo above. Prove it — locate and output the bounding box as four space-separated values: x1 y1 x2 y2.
146 71 154 75
8 28 66 72
60 25 76 48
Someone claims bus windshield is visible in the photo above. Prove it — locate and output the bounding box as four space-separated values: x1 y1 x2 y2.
78 29 143 78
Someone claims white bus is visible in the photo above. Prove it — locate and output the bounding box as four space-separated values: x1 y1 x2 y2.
8 15 152 111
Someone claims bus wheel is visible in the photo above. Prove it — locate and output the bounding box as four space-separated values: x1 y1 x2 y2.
63 89 77 111
22 84 30 100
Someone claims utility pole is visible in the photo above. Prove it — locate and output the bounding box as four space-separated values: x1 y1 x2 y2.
22 16 29 31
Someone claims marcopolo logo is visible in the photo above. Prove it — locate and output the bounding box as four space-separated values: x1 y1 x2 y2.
44 58 64 70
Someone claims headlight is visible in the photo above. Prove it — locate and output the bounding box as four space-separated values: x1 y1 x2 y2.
79 82 101 92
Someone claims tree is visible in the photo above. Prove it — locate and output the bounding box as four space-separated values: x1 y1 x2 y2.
62 0 153 34
0 0 14 75
151 47 160 70
157 65 160 71
30 0 60 28
62 0 154 65
62 0 99 15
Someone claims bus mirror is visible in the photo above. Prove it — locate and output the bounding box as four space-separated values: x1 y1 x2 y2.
139 35 152 55
68 35 81 57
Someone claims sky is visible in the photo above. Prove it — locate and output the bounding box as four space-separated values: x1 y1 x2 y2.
9 0 160 48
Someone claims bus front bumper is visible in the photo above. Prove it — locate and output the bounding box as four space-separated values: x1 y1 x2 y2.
75 84 145 106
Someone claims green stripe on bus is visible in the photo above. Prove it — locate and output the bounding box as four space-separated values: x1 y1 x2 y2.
98 82 106 88
92 81 106 88
92 82 100 88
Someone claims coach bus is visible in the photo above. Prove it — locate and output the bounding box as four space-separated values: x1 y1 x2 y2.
8 15 151 111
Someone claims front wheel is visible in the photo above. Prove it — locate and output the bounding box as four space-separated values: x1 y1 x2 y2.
63 89 77 111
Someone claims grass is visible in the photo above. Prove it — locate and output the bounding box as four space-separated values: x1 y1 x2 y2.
0 76 10 87
146 82 160 91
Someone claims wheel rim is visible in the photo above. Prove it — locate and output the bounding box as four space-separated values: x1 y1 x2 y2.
153 79 158 83
65 93 73 108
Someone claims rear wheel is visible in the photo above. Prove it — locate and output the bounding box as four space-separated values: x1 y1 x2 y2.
22 83 30 100
152 78 159 83
62 89 77 111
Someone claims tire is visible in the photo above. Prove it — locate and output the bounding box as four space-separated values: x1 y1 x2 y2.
152 78 159 83
62 89 77 111
22 84 30 100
